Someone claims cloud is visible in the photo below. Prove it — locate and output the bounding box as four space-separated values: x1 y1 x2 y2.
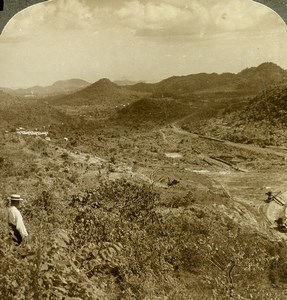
116 0 208 35
117 1 192 26
2 0 283 41
114 0 283 39
211 0 281 32
3 0 108 36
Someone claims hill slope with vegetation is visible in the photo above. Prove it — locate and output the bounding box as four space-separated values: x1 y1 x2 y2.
180 84 287 146
46 78 146 107
115 96 194 128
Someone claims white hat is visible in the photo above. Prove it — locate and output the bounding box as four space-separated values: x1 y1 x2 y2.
9 194 24 201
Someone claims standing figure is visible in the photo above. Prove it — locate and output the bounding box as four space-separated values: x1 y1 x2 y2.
7 194 28 245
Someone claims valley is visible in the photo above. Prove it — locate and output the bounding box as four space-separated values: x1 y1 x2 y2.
2 63 287 299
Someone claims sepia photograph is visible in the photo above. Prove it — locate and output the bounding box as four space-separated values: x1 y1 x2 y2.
1 0 287 299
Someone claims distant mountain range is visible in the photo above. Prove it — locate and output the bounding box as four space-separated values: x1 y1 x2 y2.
1 62 287 107
0 79 143 98
0 79 91 97
126 62 287 97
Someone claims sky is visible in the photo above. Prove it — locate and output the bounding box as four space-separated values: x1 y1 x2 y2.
0 0 287 88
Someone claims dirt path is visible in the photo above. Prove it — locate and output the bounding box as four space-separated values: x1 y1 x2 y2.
158 129 168 143
168 123 287 160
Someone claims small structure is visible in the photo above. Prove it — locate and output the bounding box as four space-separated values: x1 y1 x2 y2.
16 130 49 137
165 152 183 158
266 191 287 232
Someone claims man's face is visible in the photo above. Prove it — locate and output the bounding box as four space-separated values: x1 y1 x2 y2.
11 201 20 208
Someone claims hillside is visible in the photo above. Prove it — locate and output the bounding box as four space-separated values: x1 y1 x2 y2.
0 91 23 130
225 85 287 145
242 85 287 124
116 96 193 127
0 91 79 135
180 84 287 147
128 62 287 97
0 90 20 106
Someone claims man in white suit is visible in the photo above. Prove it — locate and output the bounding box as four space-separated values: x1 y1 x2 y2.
7 194 28 245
